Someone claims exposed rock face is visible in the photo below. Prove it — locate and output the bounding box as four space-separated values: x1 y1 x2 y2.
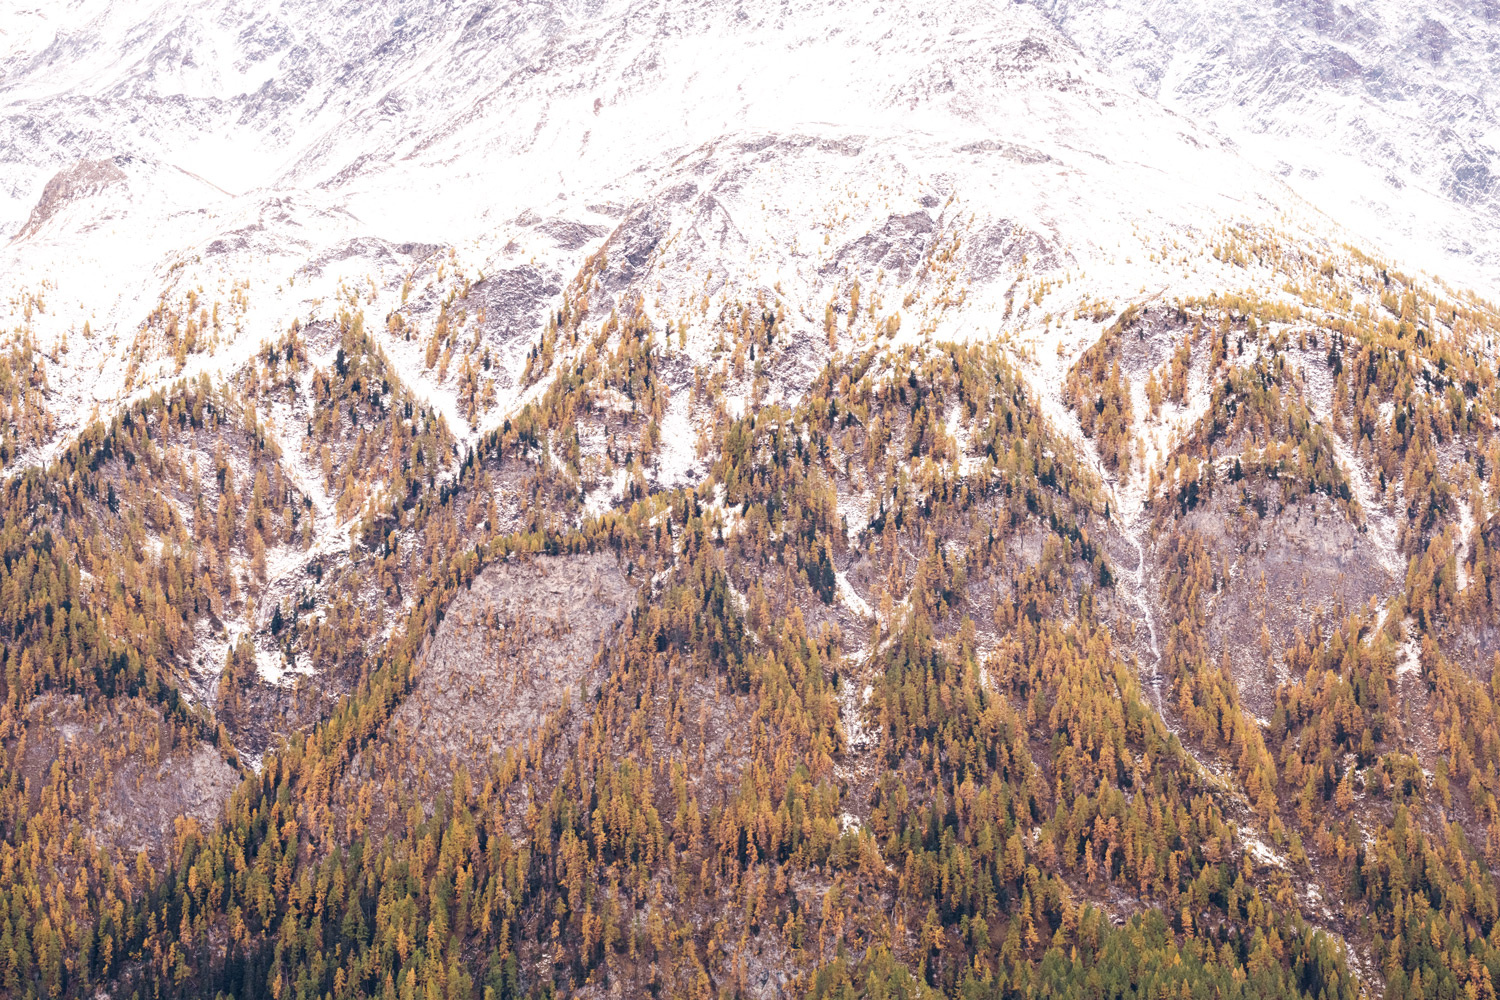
12 157 126 239
97 742 241 855
21 693 239 861
388 552 638 782
2 4 1500 999
1028 0 1500 290
1169 491 1393 718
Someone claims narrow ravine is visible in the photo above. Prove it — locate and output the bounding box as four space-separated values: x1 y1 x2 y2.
1027 352 1183 747
1122 527 1165 715
1307 399 1404 579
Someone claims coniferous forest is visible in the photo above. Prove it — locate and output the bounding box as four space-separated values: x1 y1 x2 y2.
5 4 1500 999
1 240 1500 1000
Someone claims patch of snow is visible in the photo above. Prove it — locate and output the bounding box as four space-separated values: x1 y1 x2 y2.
254 645 298 685
842 682 877 748
583 467 631 520
653 386 704 488
1307 399 1403 579
1396 633 1423 679
838 488 874 538
836 571 874 619
1456 494 1475 593
1241 830 1288 870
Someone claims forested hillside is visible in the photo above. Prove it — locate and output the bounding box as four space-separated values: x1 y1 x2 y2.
0 228 1495 1000
3 1 1500 998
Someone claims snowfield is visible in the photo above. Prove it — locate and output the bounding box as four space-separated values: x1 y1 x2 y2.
1 0 1404 469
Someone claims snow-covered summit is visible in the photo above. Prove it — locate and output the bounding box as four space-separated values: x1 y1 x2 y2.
0 0 1471 466
1028 0 1500 294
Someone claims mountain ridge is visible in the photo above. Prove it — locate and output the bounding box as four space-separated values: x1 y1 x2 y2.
0 3 1499 999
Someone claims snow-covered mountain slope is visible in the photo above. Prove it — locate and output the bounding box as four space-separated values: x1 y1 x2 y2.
9 5 1500 997
1027 0 1500 295
2 0 1359 465
2 0 1492 726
